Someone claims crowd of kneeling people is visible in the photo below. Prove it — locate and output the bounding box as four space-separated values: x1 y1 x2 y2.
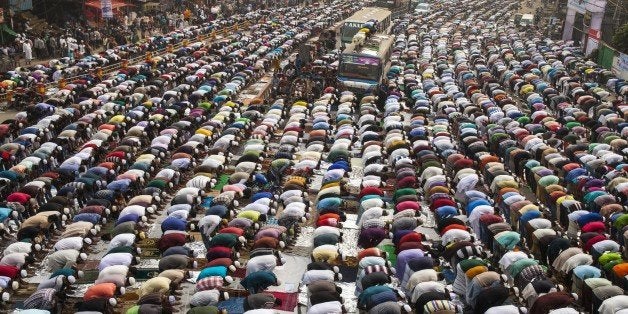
0 1 361 313
0 0 626 312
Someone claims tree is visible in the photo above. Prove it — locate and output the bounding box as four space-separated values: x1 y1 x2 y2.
612 23 628 54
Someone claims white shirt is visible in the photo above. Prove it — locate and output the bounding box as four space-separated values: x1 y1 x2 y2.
307 301 343 314
168 210 189 220
119 205 147 217
599 296 628 314
108 233 136 251
484 305 520 314
3 242 33 255
100 265 129 277
98 253 134 271
410 281 446 303
441 229 472 246
0 252 29 268
313 226 341 237
498 251 529 272
302 270 335 285
560 253 593 273
406 269 438 291
359 207 385 224
280 190 303 202
198 215 221 233
53 237 85 251
246 255 277 276
244 203 270 214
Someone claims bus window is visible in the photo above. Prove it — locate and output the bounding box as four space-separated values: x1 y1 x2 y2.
341 25 362 41
339 57 381 81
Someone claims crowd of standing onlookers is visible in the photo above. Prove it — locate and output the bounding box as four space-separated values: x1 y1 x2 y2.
0 0 293 71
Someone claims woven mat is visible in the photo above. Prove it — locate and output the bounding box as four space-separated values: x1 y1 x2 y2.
136 238 162 258
139 247 162 259
337 265 358 282
379 244 397 266
79 260 100 271
284 245 312 257
137 238 158 248
100 224 115 235
269 291 299 312
118 292 140 314
232 267 247 279
217 297 246 313
135 269 161 280
212 174 230 191
60 298 83 314
76 269 100 284
201 196 214 209
343 256 358 267
442 267 456 284
12 284 38 300
343 199 359 213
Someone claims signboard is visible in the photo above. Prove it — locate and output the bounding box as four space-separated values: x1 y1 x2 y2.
587 28 600 40
619 53 628 71
341 54 379 65
101 0 113 18
587 37 599 54
9 0 32 12
611 54 628 80
567 0 586 14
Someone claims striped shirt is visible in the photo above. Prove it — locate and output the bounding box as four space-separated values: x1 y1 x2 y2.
424 299 457 314
23 288 56 310
196 276 224 291
190 289 221 307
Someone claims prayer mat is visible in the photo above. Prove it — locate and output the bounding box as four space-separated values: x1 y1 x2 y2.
137 238 162 258
212 174 230 192
343 256 358 267
135 268 161 280
12 283 38 300
342 199 359 212
379 243 397 266
193 258 206 271
232 267 247 279
61 298 83 314
139 246 162 259
217 297 246 313
201 196 214 209
79 260 101 271
137 238 158 249
118 292 141 314
442 267 456 284
269 291 299 312
337 265 358 282
76 269 99 284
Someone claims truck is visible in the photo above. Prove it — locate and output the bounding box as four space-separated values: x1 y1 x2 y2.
520 14 534 27
415 3 430 15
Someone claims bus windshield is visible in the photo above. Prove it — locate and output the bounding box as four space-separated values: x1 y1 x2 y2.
338 55 381 81
340 7 392 43
341 24 362 42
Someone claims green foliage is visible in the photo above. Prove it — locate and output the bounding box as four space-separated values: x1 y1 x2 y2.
612 23 628 54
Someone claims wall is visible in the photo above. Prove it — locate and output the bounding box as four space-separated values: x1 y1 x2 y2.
612 52 628 80
598 42 628 80
563 0 607 54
